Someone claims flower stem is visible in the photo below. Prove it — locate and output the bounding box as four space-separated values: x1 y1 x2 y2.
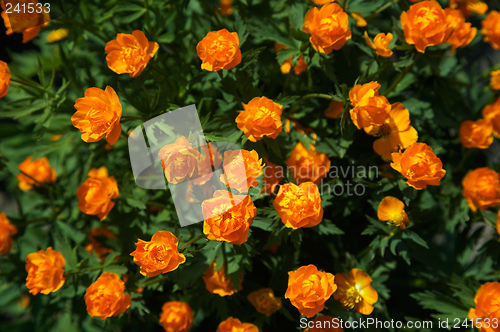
289 93 337 114
179 234 206 251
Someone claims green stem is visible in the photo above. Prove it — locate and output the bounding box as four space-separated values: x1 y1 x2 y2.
141 275 170 287
368 0 398 19
289 93 337 114
121 115 144 120
179 234 206 251
384 54 419 96
65 265 103 277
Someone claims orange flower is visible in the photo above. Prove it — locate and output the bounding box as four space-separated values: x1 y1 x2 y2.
274 182 323 229
47 28 69 43
221 149 264 193
468 282 500 332
105 30 158 78
482 11 500 50
85 227 117 261
216 317 258 332
130 231 186 277
490 70 500 90
482 97 500 137
462 167 500 212
287 142 331 185
262 158 283 194
17 156 57 191
203 262 241 296
72 86 123 145
324 100 344 119
334 268 378 315
349 81 391 130
0 212 17 255
25 247 65 295
459 119 494 149
364 32 393 57
84 272 131 320
202 190 256 245
449 0 488 17
159 301 194 332
351 12 367 27
365 102 418 161
158 136 200 184
304 315 345 332
390 142 446 190
302 3 352 55
219 0 233 16
236 96 283 142
285 264 336 318
1 0 50 43
247 288 282 317
76 166 119 221
0 60 10 98
197 29 241 71
444 8 477 55
377 196 410 230
400 0 454 53
274 43 308 75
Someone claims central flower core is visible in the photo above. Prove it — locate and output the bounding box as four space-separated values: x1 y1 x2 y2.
343 285 362 309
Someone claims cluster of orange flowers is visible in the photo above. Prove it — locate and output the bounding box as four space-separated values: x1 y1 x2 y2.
460 95 500 150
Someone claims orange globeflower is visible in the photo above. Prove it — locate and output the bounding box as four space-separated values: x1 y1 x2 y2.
304 315 345 332
482 11 500 50
247 288 282 317
105 30 159 78
84 227 117 261
459 119 494 149
202 190 256 245
377 196 410 230
25 247 65 295
217 317 258 332
285 264 336 318
364 32 393 57
468 282 500 332
303 3 352 55
203 262 241 296
0 212 17 255
17 156 57 191
262 158 283 195
72 86 123 145
197 29 241 71
390 142 446 190
159 301 194 332
482 97 500 137
462 167 500 212
1 0 50 43
490 70 500 90
287 142 331 185
76 167 119 221
400 0 454 53
158 136 200 184
236 96 283 142
221 149 264 193
349 81 391 130
449 0 488 17
365 102 418 161
324 100 344 119
84 272 131 320
274 182 323 229
0 60 10 98
334 268 378 315
219 0 233 16
130 231 186 277
47 28 69 43
274 44 308 75
444 9 477 55
351 12 367 27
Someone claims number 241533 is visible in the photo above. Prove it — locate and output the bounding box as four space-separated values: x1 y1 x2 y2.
5 2 50 14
